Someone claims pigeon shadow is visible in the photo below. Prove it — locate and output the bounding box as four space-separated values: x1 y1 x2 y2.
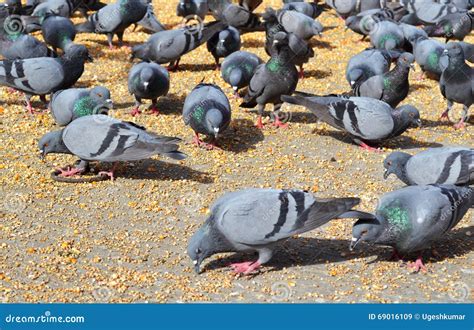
302 69 332 80
287 111 318 124
215 118 265 153
202 225 474 273
409 83 430 92
105 159 213 183
309 39 335 50
158 93 186 115
241 38 263 49
172 63 218 72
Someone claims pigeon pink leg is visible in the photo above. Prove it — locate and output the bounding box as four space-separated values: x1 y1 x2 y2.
230 261 261 275
408 256 428 273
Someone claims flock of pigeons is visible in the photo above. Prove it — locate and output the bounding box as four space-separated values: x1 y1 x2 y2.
0 0 473 276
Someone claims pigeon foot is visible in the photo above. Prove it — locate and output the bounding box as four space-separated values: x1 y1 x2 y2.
149 104 160 115
408 256 428 273
272 117 289 129
230 261 261 275
256 116 265 129
439 111 449 121
359 142 382 153
192 134 220 150
56 166 85 178
98 171 115 181
131 107 141 116
453 120 466 130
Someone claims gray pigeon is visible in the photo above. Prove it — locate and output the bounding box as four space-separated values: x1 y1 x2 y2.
208 0 263 33
283 1 325 19
370 20 405 50
183 83 231 149
400 22 428 47
0 44 92 113
75 0 148 49
346 48 392 88
384 147 474 186
131 20 226 71
345 8 394 40
177 0 209 20
282 93 421 151
38 115 187 179
206 26 241 69
41 15 76 53
439 42 473 129
0 33 57 60
326 0 386 18
188 188 363 274
459 41 474 63
32 0 74 18
127 61 170 116
354 52 415 108
350 184 474 272
50 86 113 126
424 11 474 41
276 9 323 40
241 32 299 129
401 0 461 25
412 36 446 79
220 50 263 97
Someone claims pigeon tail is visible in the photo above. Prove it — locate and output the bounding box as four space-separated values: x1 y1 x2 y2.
162 150 187 160
75 20 95 33
281 94 334 121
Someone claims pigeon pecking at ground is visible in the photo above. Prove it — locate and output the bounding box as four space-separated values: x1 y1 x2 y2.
188 188 365 275
41 15 76 53
220 50 263 98
127 61 170 116
439 42 473 129
241 31 299 129
206 26 241 69
345 48 393 88
75 0 148 49
131 20 226 71
50 86 113 126
350 184 474 272
176 0 209 20
183 83 231 150
282 93 421 151
0 44 92 113
354 52 415 108
383 147 474 186
38 115 187 180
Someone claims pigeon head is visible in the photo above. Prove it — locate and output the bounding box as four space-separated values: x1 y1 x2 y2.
131 43 150 61
348 68 364 87
398 105 421 128
350 218 384 251
90 86 113 111
272 31 289 49
205 108 224 138
38 130 70 159
383 151 411 180
139 67 155 91
444 42 465 65
397 52 415 71
228 68 244 89
64 44 93 62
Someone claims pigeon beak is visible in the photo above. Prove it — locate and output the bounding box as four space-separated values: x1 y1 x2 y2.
106 99 114 108
143 82 149 89
273 40 279 45
415 119 422 128
193 260 201 274
213 127 219 139
349 237 361 251
232 86 238 92
39 149 46 161
87 54 94 62
443 49 448 55
383 169 391 180
410 64 415 71
350 80 356 87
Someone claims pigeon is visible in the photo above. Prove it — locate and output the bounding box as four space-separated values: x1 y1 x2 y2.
354 52 415 108
282 93 421 151
326 0 386 18
135 3 166 33
75 0 148 49
283 1 325 19
439 42 473 129
0 33 57 60
188 188 364 274
207 0 263 33
176 0 209 20
275 9 323 40
370 20 405 51
41 15 76 53
183 83 231 149
345 8 394 41
459 41 474 63
424 11 474 41
220 50 263 97
239 0 262 12
75 0 108 18
384 147 474 186
206 26 241 69
32 0 75 18
127 61 170 116
38 115 187 179
400 22 428 52
412 36 446 79
131 21 226 71
50 86 113 126
263 8 315 78
350 184 474 272
345 48 392 88
415 1 463 25
241 32 299 129
0 44 92 113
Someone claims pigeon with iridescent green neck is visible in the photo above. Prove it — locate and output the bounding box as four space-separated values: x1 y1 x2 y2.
183 83 231 150
354 52 415 107
424 11 473 41
221 50 263 98
50 86 113 126
412 36 446 79
241 31 299 129
41 15 76 53
351 184 474 272
370 20 404 51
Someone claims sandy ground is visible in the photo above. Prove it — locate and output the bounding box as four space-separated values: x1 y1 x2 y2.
0 0 473 303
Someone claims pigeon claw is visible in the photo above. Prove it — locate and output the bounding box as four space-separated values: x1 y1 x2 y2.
439 111 450 121
272 117 289 129
98 171 115 181
256 116 265 129
359 142 382 153
230 261 261 275
149 105 160 115
131 107 141 116
408 256 428 273
453 120 466 130
56 167 85 178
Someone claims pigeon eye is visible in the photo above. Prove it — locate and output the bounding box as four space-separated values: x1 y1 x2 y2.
44 143 49 147
97 93 103 97
195 248 201 254
409 113 415 118
361 230 368 235
387 161 392 166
